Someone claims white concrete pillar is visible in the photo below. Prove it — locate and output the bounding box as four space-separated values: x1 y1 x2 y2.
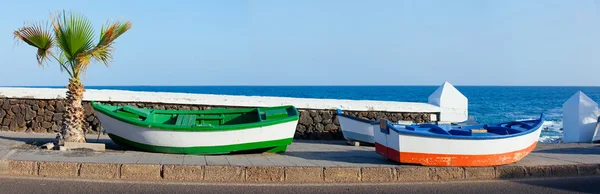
562 91 599 143
428 81 468 122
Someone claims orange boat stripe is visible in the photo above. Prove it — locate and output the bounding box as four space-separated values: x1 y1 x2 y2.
375 142 538 167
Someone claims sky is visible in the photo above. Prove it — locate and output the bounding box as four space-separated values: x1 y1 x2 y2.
1 0 600 86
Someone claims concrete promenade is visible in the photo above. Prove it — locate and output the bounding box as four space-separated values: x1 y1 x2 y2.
0 132 598 183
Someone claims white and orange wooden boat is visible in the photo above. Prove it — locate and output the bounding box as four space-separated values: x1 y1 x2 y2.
377 115 544 167
340 113 544 167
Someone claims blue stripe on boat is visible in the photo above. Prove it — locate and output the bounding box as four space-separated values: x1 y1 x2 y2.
344 113 544 140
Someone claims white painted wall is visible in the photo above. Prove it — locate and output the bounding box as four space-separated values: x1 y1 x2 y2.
0 87 440 112
562 91 599 143
428 82 468 122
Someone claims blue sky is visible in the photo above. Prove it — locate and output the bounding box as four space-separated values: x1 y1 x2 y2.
1 0 599 86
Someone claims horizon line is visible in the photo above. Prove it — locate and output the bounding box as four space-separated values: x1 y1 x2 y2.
2 85 600 87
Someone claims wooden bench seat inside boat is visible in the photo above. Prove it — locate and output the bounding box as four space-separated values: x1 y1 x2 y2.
175 114 197 126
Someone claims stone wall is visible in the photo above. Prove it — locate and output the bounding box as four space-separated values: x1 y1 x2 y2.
0 98 438 140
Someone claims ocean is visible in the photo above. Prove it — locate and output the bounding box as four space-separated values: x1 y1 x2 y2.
27 85 600 143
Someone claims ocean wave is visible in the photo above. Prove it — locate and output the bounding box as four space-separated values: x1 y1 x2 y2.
514 118 563 143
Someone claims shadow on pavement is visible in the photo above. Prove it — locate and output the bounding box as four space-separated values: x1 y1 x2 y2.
282 150 407 166
510 176 600 194
534 146 600 155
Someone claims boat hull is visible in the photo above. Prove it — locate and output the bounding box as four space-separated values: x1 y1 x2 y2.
96 111 298 154
338 115 377 144
374 126 542 166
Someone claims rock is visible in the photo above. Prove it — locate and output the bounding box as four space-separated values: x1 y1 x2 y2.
42 142 55 150
37 108 45 116
0 109 6 119
2 118 10 126
315 123 325 132
299 112 313 126
35 116 44 122
51 124 59 132
44 114 52 122
20 104 27 115
324 123 338 131
41 122 53 128
190 107 199 110
48 101 56 106
38 101 46 109
87 115 95 122
92 118 99 126
367 112 377 119
313 115 322 123
9 119 20 131
333 117 339 125
55 101 65 112
52 113 63 121
32 122 45 133
15 114 25 127
296 125 307 133
309 111 318 117
83 103 94 116
25 108 35 121
10 105 20 115
1 100 9 110
32 104 39 111
0 126 8 131
0 100 3 107
9 99 18 105
322 112 332 120
359 112 367 118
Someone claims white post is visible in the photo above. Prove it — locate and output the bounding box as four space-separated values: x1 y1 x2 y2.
428 81 468 122
562 91 599 143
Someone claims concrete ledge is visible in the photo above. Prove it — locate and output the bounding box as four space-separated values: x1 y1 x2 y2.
0 160 8 175
525 166 552 177
361 167 396 182
431 167 465 180
465 167 495 180
38 161 78 177
246 166 284 182
3 161 600 183
324 167 361 182
204 166 244 182
8 160 37 176
0 87 441 112
284 167 323 182
397 167 431 182
121 164 161 180
163 165 204 181
80 163 119 179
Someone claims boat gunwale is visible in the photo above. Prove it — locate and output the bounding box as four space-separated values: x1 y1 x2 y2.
337 112 545 140
91 101 300 132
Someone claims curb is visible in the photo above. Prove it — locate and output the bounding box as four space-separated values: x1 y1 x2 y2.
0 160 598 183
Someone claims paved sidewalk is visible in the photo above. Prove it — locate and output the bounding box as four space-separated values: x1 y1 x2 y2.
0 132 599 183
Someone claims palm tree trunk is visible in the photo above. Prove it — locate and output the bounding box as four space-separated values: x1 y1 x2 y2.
58 78 87 144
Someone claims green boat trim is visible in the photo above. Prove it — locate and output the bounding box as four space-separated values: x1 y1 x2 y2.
91 101 300 132
108 133 292 155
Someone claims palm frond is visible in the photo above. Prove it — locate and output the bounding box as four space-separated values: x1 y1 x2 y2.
13 21 54 66
77 19 131 68
50 10 96 63
98 20 132 47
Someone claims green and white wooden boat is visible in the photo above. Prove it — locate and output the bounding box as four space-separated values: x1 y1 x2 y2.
91 102 299 155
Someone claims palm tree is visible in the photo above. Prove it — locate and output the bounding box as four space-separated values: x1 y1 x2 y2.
13 10 132 144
